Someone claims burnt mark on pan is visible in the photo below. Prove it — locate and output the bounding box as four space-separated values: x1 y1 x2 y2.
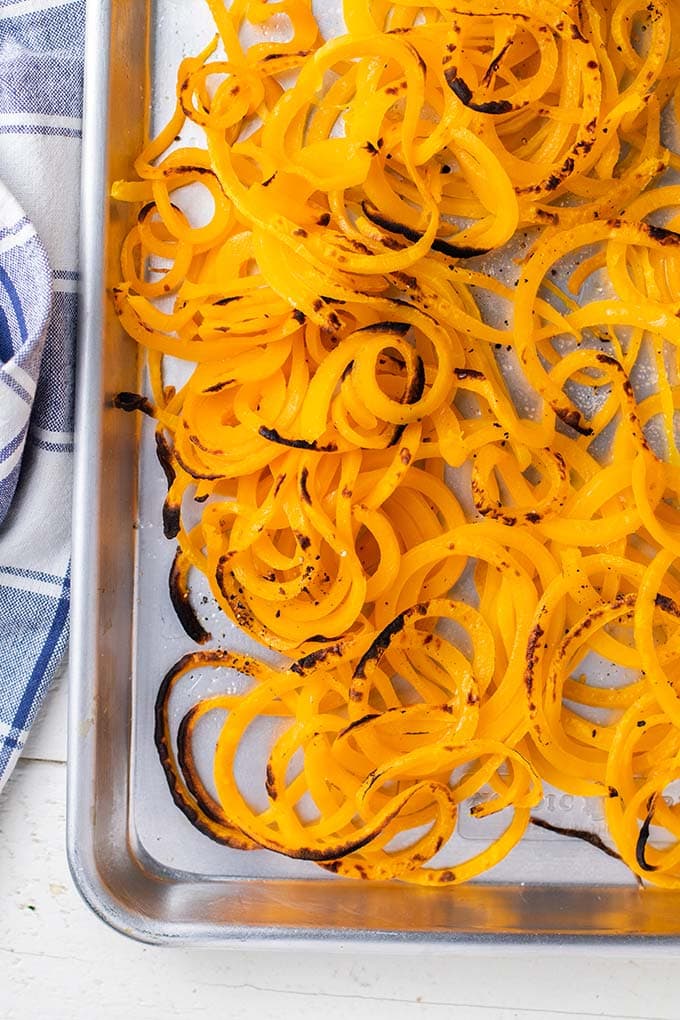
361 202 491 260
114 391 155 417
635 797 659 872
292 643 344 675
259 426 337 452
444 70 514 115
354 604 428 679
529 817 623 862
355 320 411 336
168 549 211 644
454 367 484 382
163 501 181 540
555 406 594 437
404 355 426 405
524 622 544 699
155 431 176 491
299 466 312 505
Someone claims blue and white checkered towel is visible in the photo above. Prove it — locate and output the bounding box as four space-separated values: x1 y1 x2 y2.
0 0 84 791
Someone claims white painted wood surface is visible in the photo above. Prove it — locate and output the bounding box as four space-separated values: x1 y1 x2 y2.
1 659 679 1020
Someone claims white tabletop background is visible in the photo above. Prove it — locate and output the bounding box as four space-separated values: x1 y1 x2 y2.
1 659 678 1020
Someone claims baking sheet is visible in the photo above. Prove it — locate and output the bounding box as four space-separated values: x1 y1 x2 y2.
68 0 680 946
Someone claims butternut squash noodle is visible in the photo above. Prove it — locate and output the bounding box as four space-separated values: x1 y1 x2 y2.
113 0 680 887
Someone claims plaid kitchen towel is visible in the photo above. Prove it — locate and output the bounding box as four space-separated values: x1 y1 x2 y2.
0 0 84 791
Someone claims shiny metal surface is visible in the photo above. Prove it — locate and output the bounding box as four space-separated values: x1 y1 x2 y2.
68 0 680 947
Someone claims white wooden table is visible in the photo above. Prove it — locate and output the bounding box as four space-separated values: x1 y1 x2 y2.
1 660 678 1020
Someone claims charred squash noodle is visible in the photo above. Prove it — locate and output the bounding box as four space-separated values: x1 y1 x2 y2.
114 0 680 886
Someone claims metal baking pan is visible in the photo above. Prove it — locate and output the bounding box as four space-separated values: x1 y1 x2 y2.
68 0 680 947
